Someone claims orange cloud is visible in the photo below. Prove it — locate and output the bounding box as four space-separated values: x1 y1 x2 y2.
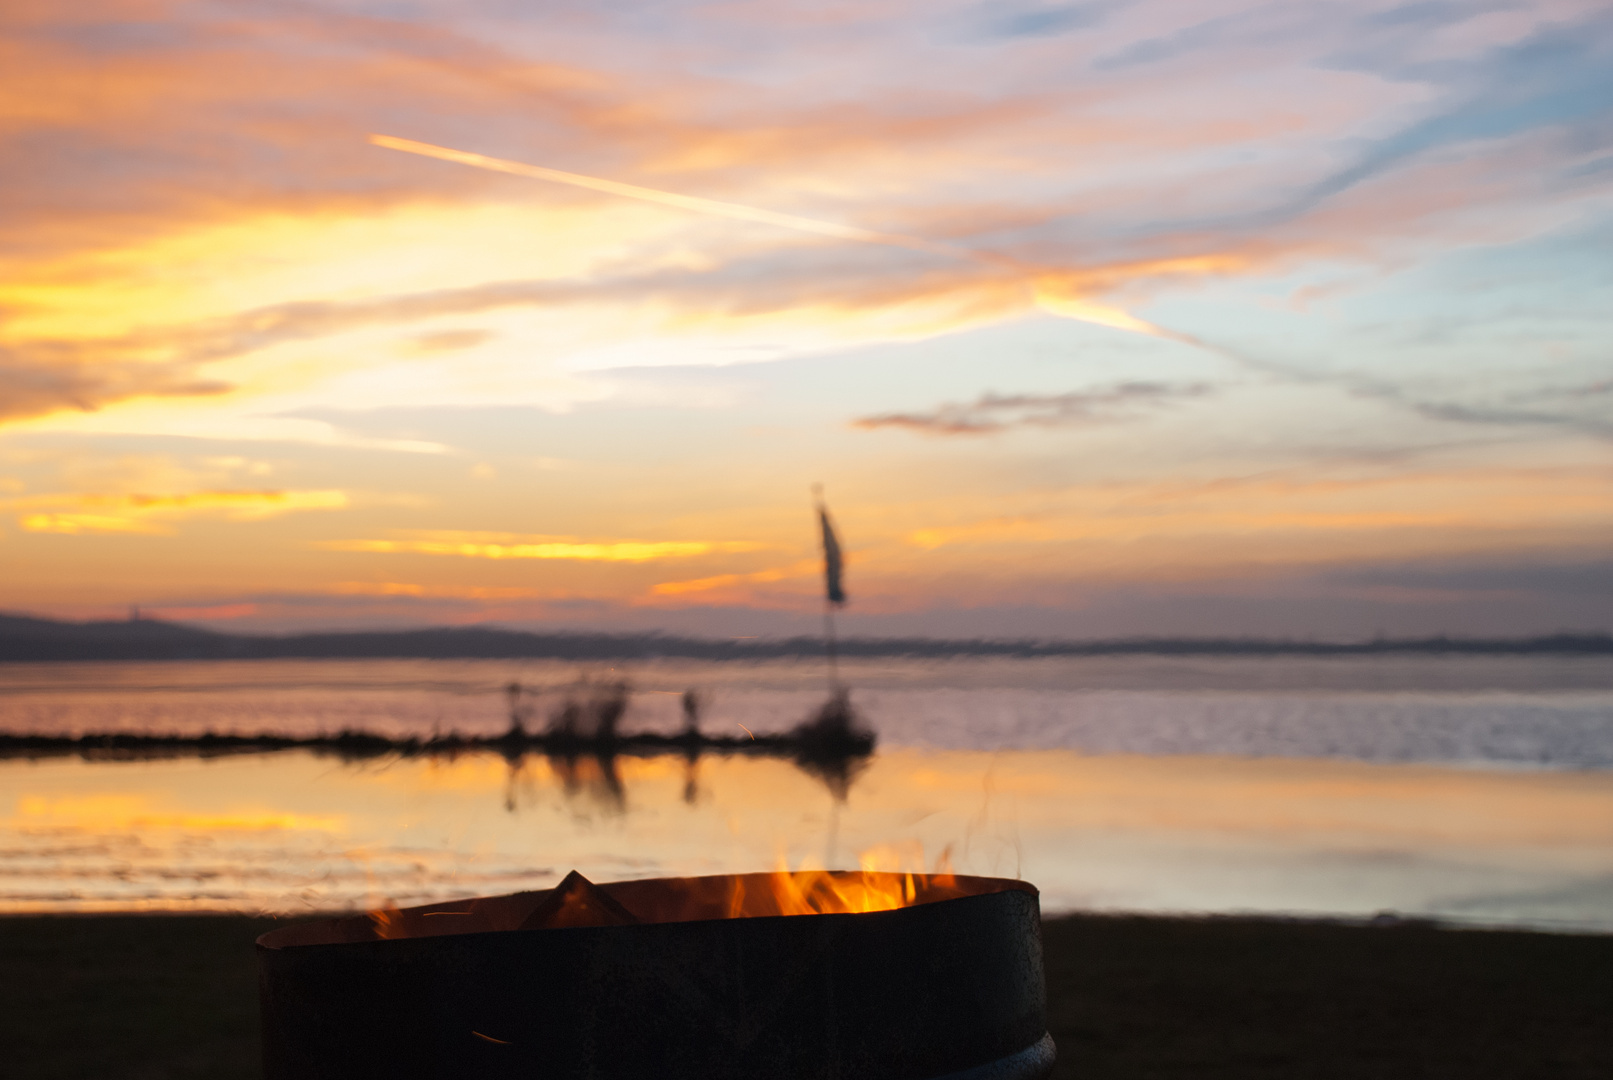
882 465 1613 592
320 532 766 563
366 135 1255 343
650 560 817 596
11 490 348 535
6 11 1316 439
371 134 968 259
330 582 552 600
20 513 170 536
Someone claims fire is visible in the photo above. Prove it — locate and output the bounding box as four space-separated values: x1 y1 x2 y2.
724 868 962 919
749 870 911 916
355 854 1000 943
367 902 404 940
857 840 953 877
722 845 962 919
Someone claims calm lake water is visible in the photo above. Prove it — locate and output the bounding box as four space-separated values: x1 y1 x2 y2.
2 655 1611 930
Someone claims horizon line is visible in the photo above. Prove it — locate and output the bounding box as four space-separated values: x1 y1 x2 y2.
1 611 1609 657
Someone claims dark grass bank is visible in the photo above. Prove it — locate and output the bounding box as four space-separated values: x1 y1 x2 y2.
1 912 1609 1079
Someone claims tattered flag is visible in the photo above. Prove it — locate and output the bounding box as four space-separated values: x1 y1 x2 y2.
818 503 846 606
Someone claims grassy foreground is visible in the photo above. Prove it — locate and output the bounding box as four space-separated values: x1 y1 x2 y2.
1 912 1609 1079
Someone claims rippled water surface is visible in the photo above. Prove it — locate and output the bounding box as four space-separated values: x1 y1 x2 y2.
3 655 1611 928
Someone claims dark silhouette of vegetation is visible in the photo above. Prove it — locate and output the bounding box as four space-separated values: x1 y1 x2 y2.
0 679 876 806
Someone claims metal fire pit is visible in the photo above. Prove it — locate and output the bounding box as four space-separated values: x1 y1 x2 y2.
258 870 1053 1080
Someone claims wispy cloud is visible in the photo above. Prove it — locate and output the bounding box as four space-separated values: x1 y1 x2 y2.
369 133 1181 339
319 532 766 562
648 560 817 597
0 345 231 424
984 2 1120 40
853 382 1212 435
892 464 1613 562
9 490 348 535
330 582 553 600
371 134 973 260
1306 21 1613 206
7 0 1606 433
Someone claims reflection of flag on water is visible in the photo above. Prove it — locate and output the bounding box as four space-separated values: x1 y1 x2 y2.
818 504 847 606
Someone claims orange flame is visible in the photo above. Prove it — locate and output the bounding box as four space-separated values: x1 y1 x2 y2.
271 868 1026 950
367 902 404 940
607 865 977 925
761 869 906 915
716 845 963 918
746 867 964 916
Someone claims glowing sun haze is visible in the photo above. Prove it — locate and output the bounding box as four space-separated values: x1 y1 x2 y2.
2 0 1610 637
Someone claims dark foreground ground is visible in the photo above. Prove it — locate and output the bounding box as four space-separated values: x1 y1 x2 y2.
1 912 1609 1079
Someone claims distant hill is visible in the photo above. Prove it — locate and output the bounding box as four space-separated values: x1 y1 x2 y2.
0 613 233 661
0 612 1609 662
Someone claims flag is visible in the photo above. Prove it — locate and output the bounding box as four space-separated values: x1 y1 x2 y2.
818 504 847 606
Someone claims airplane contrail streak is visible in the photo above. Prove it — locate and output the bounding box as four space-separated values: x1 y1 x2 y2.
368 133 1167 337
370 134 974 262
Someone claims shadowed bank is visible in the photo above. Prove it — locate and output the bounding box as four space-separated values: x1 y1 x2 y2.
0 912 1609 1079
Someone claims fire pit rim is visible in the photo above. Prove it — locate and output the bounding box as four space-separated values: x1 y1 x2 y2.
257 869 1040 950
257 870 1053 1080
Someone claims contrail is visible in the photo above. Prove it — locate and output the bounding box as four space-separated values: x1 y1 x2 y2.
370 134 971 261
369 133 1166 337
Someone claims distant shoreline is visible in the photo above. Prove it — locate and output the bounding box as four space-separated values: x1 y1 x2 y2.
2 612 1610 662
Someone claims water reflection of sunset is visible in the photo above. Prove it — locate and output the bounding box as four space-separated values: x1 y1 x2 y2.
6 749 1610 929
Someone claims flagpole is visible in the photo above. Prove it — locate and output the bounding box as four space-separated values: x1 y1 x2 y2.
823 599 841 692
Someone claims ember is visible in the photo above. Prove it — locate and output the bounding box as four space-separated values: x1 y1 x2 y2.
259 870 1053 1079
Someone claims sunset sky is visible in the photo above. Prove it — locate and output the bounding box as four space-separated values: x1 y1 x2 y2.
2 0 1610 638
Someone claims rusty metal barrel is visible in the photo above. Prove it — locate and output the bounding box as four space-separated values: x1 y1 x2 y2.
258 871 1053 1080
